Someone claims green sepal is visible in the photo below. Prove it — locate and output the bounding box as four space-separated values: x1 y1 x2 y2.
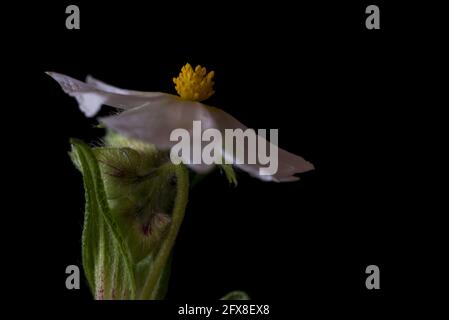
218 164 238 186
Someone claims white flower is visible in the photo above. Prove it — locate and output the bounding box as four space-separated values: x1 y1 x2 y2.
46 64 314 182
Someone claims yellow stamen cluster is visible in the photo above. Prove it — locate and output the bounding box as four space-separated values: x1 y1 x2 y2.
173 63 215 101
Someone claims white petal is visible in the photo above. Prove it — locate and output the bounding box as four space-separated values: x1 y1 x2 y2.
46 72 172 117
86 75 165 98
224 146 314 182
208 107 314 182
75 92 106 117
101 100 314 182
100 98 216 173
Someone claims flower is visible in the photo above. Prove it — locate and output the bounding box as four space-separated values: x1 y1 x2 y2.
46 64 314 182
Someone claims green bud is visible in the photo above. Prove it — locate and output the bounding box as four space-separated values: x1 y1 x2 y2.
70 135 189 300
220 291 250 300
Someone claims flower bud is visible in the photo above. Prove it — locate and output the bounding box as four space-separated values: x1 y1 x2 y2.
70 134 189 299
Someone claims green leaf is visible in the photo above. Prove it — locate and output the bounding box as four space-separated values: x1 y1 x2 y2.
71 138 137 299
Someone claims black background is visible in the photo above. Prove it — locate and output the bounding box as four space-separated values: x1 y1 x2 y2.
4 0 445 317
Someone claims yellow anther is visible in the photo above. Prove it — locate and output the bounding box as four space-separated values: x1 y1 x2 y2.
173 63 215 101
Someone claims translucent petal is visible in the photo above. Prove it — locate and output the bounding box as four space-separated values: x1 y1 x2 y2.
86 75 166 98
46 72 172 117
